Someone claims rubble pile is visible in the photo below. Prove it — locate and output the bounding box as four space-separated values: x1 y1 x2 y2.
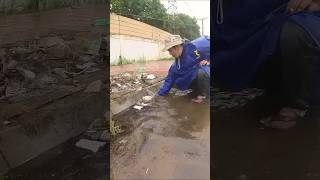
110 72 161 99
0 35 104 101
0 34 107 128
212 88 264 110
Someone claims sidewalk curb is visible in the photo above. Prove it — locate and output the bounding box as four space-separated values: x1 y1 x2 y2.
0 92 106 176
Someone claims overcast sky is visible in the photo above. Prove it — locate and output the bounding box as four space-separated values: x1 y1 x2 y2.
160 0 210 36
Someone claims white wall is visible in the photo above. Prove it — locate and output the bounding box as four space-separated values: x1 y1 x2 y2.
110 35 171 65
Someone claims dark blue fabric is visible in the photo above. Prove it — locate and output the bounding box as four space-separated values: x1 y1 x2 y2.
158 41 209 96
191 35 211 60
212 0 320 91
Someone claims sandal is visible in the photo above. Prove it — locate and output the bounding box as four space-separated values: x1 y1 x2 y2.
191 95 206 103
260 107 307 130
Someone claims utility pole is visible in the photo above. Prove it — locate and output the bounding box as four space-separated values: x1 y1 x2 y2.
197 17 208 36
167 0 177 34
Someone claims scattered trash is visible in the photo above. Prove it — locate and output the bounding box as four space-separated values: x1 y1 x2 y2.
142 96 153 103
75 139 106 153
133 105 143 110
119 139 128 144
146 74 156 80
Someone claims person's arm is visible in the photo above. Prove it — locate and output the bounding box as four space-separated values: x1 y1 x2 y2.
187 45 209 67
158 66 175 96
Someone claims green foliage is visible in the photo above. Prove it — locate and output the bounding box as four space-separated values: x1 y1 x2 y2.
110 0 201 40
174 13 201 40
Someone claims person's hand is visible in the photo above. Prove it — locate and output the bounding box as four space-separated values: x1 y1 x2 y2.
287 0 320 13
308 1 320 11
199 60 210 66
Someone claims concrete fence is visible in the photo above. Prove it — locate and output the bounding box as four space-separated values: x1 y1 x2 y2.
110 13 172 65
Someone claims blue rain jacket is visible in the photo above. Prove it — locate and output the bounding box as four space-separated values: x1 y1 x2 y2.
158 36 210 96
213 0 320 91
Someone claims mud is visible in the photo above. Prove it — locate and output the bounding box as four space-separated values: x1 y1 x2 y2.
111 93 210 180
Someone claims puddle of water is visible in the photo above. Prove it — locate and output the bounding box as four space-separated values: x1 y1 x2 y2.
213 95 320 180
111 95 210 180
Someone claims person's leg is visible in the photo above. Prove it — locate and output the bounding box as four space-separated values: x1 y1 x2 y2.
192 68 210 103
261 21 320 129
280 21 320 112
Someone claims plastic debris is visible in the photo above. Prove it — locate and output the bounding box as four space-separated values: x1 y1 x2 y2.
133 105 143 110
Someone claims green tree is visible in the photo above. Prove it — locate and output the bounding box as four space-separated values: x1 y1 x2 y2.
111 0 168 30
174 13 200 40
110 0 201 40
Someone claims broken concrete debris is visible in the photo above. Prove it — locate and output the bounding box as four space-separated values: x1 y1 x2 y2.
85 80 102 93
75 139 106 153
142 96 153 103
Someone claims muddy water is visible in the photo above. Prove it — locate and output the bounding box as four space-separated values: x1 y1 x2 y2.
213 95 320 180
111 95 210 180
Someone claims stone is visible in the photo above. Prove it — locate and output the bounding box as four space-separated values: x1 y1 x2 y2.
76 62 96 70
53 68 67 78
123 73 132 80
75 139 106 153
7 60 18 70
85 80 102 93
79 55 92 62
3 121 11 125
142 96 153 103
21 69 36 81
40 36 64 48
238 174 247 180
5 81 21 97
38 74 57 85
47 43 71 59
99 130 109 141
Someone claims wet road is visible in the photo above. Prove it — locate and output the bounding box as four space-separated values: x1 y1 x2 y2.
111 94 210 180
0 5 106 46
213 94 320 180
